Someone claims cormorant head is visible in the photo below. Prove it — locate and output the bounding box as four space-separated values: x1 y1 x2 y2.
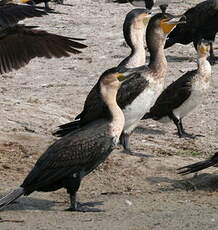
197 39 210 58
100 66 146 88
123 8 151 49
147 13 186 36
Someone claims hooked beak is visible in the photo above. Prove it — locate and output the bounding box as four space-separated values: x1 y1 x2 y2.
160 14 186 34
167 15 186 25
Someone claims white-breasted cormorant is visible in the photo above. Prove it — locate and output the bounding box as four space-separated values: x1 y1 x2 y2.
53 12 185 153
178 152 218 175
118 8 151 68
0 66 144 212
142 40 211 138
53 8 151 139
0 3 87 73
165 0 218 64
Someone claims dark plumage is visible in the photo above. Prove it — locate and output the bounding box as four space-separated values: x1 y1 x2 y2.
142 40 211 138
165 0 218 64
0 4 87 73
0 3 47 27
0 25 87 73
54 8 151 139
0 66 142 211
178 152 218 175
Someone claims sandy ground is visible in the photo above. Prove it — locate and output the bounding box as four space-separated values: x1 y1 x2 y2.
1 0 218 229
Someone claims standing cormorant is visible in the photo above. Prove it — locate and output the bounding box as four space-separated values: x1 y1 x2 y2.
0 66 143 211
165 0 218 64
178 152 218 175
53 13 185 153
142 40 211 138
53 8 151 139
0 4 87 73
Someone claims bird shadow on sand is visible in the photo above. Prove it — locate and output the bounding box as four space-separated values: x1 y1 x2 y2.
0 196 55 211
146 173 218 191
119 150 154 158
0 195 104 212
61 3 75 7
135 126 166 136
166 55 193 63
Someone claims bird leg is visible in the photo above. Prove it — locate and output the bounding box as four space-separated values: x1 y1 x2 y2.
120 133 132 154
65 178 81 211
179 119 196 139
44 0 54 12
65 192 78 211
168 113 195 139
66 190 103 212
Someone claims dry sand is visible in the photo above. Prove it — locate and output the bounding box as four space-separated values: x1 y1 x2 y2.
1 0 218 229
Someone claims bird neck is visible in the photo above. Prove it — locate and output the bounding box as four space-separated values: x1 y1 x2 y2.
124 26 146 68
147 28 167 74
100 83 125 138
197 56 211 77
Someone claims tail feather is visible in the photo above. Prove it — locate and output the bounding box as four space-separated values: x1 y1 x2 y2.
53 119 80 137
177 152 218 175
0 187 24 209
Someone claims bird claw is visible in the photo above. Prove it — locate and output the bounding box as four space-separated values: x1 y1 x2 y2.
179 132 196 139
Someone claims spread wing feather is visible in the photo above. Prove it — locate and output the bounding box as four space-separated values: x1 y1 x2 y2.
0 25 87 73
0 4 47 27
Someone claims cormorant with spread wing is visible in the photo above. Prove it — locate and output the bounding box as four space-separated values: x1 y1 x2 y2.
142 40 211 138
0 66 144 211
0 3 87 73
165 0 218 64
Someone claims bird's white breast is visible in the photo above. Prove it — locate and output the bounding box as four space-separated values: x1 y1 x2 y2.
123 78 164 134
174 75 210 120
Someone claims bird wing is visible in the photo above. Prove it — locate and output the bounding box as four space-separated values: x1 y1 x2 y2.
0 4 47 27
149 70 196 119
22 121 113 191
0 25 87 73
79 71 149 122
76 82 108 124
54 70 149 138
117 72 149 108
